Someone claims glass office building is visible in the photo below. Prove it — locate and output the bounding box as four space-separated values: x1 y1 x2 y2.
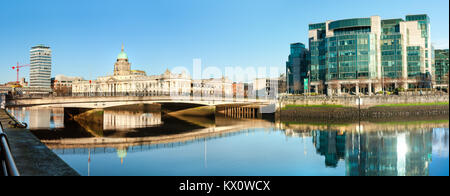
434 49 449 89
286 43 309 94
307 15 432 95
29 45 52 90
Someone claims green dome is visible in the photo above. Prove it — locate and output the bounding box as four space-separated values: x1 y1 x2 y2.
117 44 128 59
117 51 128 59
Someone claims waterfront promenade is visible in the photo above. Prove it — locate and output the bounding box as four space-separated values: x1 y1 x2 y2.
0 109 79 176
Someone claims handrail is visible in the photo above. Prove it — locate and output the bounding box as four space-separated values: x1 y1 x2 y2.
0 122 20 176
4 110 27 129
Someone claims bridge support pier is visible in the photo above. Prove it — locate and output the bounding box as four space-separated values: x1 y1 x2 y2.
223 106 260 119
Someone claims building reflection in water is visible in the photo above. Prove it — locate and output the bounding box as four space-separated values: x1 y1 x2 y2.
312 129 433 176
432 128 449 158
8 107 162 131
9 107 65 129
116 146 128 165
103 110 162 130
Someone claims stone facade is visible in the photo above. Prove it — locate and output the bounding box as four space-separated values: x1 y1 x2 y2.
72 46 232 97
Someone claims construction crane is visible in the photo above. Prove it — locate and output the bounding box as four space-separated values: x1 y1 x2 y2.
11 62 30 85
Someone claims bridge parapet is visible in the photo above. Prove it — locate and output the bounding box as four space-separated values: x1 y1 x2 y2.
7 96 275 109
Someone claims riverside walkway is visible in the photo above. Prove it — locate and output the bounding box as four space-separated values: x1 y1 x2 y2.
0 109 79 176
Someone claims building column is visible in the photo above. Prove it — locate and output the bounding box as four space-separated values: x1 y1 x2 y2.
403 78 409 90
337 83 342 96
368 82 373 96
355 83 360 95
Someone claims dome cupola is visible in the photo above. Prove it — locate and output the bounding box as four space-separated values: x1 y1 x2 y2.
117 44 128 59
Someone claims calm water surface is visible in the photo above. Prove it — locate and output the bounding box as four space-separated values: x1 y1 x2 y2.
8 107 449 176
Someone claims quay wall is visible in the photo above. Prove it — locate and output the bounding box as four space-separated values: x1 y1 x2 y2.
279 105 449 123
0 109 79 176
280 95 449 108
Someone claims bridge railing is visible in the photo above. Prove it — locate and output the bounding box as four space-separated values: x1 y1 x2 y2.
0 122 20 176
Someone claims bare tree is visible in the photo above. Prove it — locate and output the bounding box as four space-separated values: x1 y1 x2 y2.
317 80 325 95
328 81 339 96
341 83 353 95
54 85 71 96
397 77 407 89
357 79 368 95
383 77 393 93
446 72 449 94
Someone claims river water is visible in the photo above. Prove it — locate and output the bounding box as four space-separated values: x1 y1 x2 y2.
8 107 449 176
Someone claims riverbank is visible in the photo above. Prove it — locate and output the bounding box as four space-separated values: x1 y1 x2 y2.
280 95 449 108
0 109 79 176
279 104 449 123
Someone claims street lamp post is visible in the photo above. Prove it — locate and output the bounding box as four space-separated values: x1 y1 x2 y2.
356 70 359 96
382 66 385 96
308 71 311 95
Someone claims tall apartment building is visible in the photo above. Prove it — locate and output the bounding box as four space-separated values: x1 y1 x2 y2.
29 45 52 90
307 14 432 96
434 49 449 89
286 43 310 94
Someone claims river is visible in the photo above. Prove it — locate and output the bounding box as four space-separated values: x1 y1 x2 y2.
7 106 449 176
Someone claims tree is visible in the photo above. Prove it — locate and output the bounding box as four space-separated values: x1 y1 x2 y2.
383 77 393 92
54 85 71 96
317 80 325 95
341 83 353 94
445 72 449 93
357 79 368 94
397 77 407 89
328 81 339 96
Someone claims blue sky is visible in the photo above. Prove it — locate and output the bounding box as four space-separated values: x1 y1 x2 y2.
0 0 448 83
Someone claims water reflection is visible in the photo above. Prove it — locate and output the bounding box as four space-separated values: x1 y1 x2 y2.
312 130 433 176
433 128 449 158
103 110 162 130
8 107 163 131
9 107 65 129
7 106 449 176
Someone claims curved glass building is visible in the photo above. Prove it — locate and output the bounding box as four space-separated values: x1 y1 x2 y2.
307 15 432 95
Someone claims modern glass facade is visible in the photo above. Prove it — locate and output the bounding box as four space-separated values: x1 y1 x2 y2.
305 15 433 96
286 43 309 94
381 19 403 80
434 49 449 87
308 23 327 93
29 45 52 89
326 33 373 80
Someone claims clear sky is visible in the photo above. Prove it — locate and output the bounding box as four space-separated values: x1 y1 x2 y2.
0 0 448 83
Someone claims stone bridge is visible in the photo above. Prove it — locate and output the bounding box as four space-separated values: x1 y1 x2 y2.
6 96 278 117
7 96 273 108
